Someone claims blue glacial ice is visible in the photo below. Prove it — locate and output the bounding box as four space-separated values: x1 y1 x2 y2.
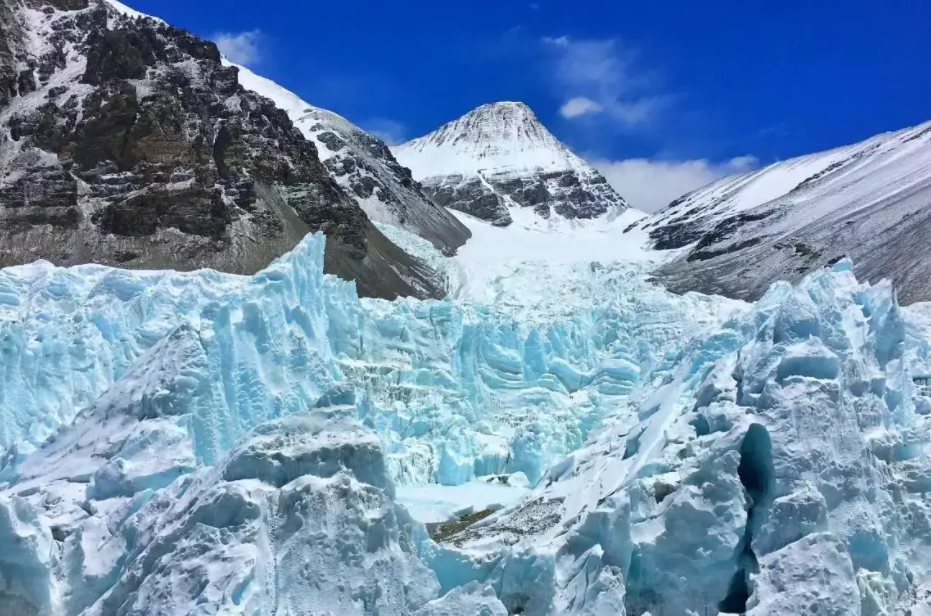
0 229 735 486
1 228 930 615
420 259 931 616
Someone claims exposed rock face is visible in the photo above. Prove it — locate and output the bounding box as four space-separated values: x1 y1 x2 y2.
632 118 931 304
425 175 510 226
297 108 471 256
0 0 442 300
229 66 471 257
392 102 628 227
0 0 25 108
419 168 621 227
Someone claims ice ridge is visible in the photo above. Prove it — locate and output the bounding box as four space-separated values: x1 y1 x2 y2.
1 232 930 615
0 232 735 487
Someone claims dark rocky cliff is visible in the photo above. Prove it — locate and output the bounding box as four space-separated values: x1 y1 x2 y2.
0 0 442 300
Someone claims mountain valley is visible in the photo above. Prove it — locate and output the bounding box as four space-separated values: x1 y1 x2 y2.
1 2 931 616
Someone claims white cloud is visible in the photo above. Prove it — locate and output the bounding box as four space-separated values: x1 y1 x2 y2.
590 156 758 213
362 119 407 146
214 30 263 67
541 35 758 209
544 36 663 129
560 97 603 118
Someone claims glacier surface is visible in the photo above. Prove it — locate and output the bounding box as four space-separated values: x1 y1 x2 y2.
1 216 930 615
0 218 734 488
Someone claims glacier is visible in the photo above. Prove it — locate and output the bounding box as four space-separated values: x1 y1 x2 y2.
0 219 735 487
1 217 930 615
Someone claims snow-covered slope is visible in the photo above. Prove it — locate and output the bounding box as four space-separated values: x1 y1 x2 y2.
392 102 630 227
634 118 931 304
232 65 471 255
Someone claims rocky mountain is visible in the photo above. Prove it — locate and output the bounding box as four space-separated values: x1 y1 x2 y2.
231 65 471 256
0 0 443 300
632 118 931 304
392 101 628 227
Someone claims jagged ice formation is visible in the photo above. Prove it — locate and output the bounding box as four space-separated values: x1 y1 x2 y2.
0 219 930 614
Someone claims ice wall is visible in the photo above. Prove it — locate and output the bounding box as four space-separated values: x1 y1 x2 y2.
0 229 738 486
0 234 342 466
1 230 930 615
427 260 931 615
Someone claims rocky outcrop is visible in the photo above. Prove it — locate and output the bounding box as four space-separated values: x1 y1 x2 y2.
418 167 624 227
296 107 470 255
0 0 442 300
634 118 931 304
424 175 510 226
392 102 628 227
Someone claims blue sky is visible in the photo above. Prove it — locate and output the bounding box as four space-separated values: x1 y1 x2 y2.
129 0 931 211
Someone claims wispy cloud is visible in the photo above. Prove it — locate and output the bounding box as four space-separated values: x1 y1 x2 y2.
214 30 263 67
362 118 408 146
544 36 666 129
536 34 759 207
590 156 758 213
560 97 603 118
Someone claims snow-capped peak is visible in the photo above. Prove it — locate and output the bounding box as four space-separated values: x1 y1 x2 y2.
391 101 629 227
393 101 589 179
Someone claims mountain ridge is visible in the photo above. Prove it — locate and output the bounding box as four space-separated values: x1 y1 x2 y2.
229 61 472 256
392 101 630 227
630 116 931 304
0 0 452 300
